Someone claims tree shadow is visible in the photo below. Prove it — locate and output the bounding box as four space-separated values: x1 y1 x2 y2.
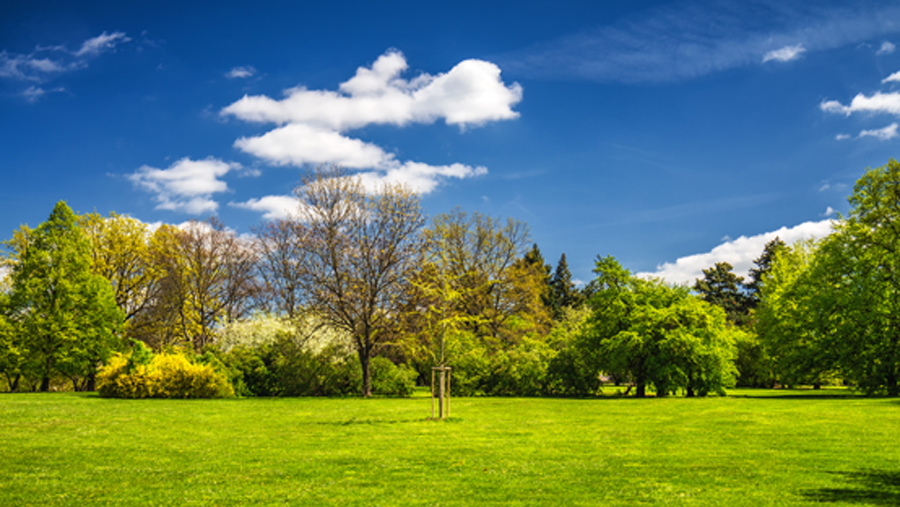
802 470 900 505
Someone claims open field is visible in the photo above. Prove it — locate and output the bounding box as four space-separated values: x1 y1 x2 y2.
1 389 899 506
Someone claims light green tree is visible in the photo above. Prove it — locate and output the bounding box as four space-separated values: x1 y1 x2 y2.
6 202 123 391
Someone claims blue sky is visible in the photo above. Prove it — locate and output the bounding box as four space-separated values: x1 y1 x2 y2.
3 0 900 285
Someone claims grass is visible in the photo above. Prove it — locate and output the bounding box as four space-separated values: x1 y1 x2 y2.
1 388 899 505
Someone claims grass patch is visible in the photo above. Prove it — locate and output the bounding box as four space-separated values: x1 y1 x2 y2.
1 389 899 505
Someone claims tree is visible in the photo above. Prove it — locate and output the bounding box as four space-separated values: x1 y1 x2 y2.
693 262 751 325
549 253 582 319
294 166 426 397
6 202 123 391
745 237 786 307
78 212 167 340
254 218 306 320
579 256 736 397
420 208 547 344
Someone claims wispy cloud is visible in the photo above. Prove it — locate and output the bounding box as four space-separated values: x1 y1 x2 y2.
499 2 900 83
883 71 900 83
762 44 805 63
230 195 300 220
859 122 899 140
226 66 256 79
879 41 896 55
637 219 834 285
0 31 130 101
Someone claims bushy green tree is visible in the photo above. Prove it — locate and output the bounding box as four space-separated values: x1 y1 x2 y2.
693 262 751 326
6 202 123 391
577 256 736 397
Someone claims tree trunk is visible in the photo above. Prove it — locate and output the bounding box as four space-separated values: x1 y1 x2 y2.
686 385 695 397
40 376 50 392
86 371 96 392
360 352 372 397
635 383 646 398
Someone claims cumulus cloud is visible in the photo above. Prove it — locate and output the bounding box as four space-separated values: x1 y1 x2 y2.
821 92 900 116
822 206 837 217
226 66 256 79
221 50 522 131
859 122 899 140
762 44 806 63
637 219 835 285
879 41 896 55
230 195 301 220
883 71 900 84
129 157 241 214
235 123 386 168
222 50 515 206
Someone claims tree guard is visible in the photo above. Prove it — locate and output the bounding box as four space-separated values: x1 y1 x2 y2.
431 366 451 419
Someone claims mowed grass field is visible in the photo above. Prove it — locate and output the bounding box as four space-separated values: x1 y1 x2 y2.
1 389 899 506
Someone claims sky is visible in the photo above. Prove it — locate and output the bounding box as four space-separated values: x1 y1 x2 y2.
3 0 900 286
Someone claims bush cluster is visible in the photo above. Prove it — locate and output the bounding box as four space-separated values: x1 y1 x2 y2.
97 342 233 399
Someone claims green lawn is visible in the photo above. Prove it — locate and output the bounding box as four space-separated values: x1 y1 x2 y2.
1 389 898 505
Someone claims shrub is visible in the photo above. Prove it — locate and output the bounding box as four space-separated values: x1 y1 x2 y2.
98 348 233 399
370 356 416 396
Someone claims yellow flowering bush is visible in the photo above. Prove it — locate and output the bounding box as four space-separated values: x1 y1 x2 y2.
98 348 233 399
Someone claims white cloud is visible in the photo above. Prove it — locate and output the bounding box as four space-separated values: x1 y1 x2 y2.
74 31 130 58
822 206 837 217
230 195 301 220
835 133 851 140
356 161 488 194
762 44 806 63
128 157 241 214
226 66 256 79
879 41 896 55
221 50 522 131
859 122 899 140
821 92 900 116
222 49 510 196
637 219 835 285
883 71 900 83
235 123 387 168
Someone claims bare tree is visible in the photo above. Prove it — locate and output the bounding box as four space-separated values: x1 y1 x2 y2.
295 166 425 397
254 218 306 320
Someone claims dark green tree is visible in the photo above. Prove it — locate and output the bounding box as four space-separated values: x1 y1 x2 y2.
693 262 752 325
745 237 786 307
6 202 123 391
549 253 582 319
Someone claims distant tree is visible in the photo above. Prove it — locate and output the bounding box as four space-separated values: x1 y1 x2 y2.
579 256 736 397
745 237 786 307
522 243 552 312
693 262 751 325
6 202 123 391
254 218 306 320
549 253 582 319
293 166 426 397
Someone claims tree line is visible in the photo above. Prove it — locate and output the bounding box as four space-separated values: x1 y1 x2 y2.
2 161 899 397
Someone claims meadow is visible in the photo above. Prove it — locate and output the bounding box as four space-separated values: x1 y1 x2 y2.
1 389 898 506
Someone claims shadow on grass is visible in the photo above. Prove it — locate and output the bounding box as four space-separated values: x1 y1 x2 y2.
313 416 463 426
802 470 900 505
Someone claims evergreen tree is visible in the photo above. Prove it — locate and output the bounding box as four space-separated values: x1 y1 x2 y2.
549 253 582 319
522 243 553 314
745 237 786 307
693 262 751 326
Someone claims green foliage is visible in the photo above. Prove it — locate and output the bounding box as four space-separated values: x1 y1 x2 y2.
97 347 233 399
693 262 752 326
369 356 417 396
758 159 900 395
5 202 124 391
576 256 736 397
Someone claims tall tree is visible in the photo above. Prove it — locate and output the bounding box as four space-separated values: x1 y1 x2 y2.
6 202 123 391
254 218 307 320
745 237 786 307
549 253 582 319
294 166 426 397
693 262 751 325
